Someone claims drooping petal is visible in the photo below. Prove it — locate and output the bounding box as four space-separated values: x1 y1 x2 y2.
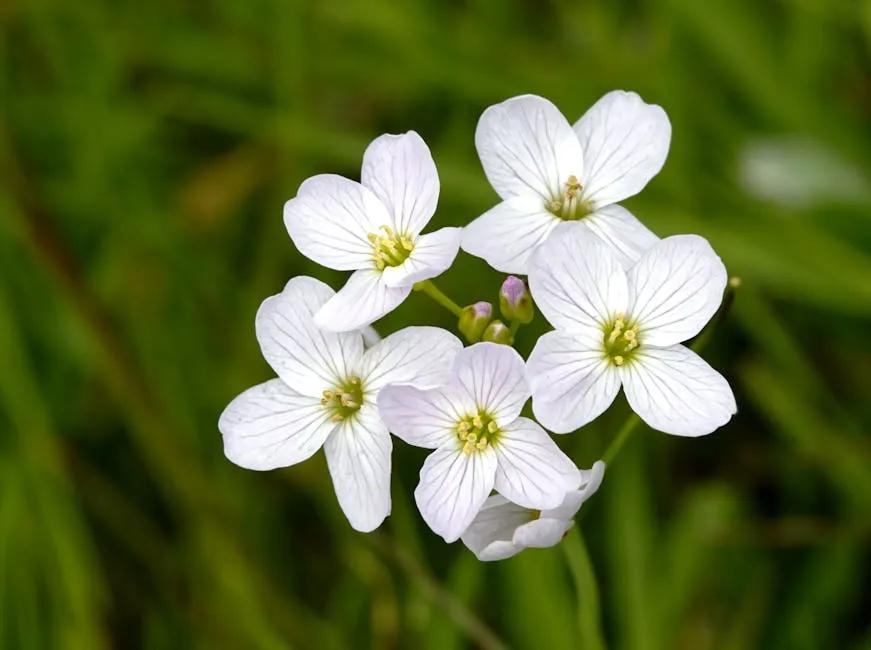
377 384 469 449
621 345 736 437
381 227 462 288
528 330 621 433
512 518 574 549
323 405 392 532
361 131 440 237
414 444 498 542
314 269 412 332
219 379 337 471
461 495 532 561
476 94 584 201
357 326 462 393
491 417 580 510
574 90 671 208
284 174 390 271
450 343 530 427
461 195 561 274
256 276 364 396
628 235 727 347
529 222 629 332
543 460 606 519
584 204 659 270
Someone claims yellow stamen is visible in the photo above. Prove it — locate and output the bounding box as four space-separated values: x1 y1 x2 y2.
613 355 624 366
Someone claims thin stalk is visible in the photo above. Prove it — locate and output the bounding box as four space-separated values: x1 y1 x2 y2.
562 529 607 650
413 279 462 316
509 320 521 338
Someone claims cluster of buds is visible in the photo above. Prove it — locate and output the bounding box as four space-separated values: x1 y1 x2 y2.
367 225 414 270
457 276 535 346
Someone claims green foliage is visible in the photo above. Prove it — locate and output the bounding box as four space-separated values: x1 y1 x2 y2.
1 0 869 647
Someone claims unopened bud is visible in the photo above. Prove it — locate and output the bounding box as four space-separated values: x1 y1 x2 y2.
481 319 513 345
499 276 534 324
458 301 493 343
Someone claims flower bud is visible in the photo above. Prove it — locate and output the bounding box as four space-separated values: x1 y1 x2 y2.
458 301 493 343
499 276 534 324
481 319 513 345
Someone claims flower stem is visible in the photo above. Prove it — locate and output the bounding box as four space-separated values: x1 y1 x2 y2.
413 280 462 317
562 529 606 650
509 320 521 338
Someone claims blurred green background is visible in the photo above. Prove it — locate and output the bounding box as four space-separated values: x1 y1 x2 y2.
2 0 870 648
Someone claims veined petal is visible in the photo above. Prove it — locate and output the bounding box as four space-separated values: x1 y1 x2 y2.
528 330 621 433
543 460 606 519
361 131 440 237
219 379 337 471
512 518 574 549
621 345 736 437
377 384 470 449
492 417 580 510
450 343 530 427
584 204 659 270
323 405 392 532
461 195 560 274
574 90 671 207
476 94 583 201
529 222 629 331
357 326 462 393
414 444 498 542
314 269 412 332
628 235 727 347
461 495 532 561
284 174 390 271
381 227 462 288
256 276 364 396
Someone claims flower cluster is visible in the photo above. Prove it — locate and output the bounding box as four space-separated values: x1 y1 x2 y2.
219 91 737 560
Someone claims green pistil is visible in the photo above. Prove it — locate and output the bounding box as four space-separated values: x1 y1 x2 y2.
547 175 593 221
456 412 500 454
603 315 641 367
322 376 364 421
368 225 414 270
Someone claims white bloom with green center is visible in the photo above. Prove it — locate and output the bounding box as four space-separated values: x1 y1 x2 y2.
462 461 605 561
528 223 736 437
377 343 580 542
218 276 462 532
284 131 461 332
463 91 670 274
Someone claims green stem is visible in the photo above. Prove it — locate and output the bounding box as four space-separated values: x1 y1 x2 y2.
509 320 521 338
413 280 462 317
601 413 641 465
562 529 607 650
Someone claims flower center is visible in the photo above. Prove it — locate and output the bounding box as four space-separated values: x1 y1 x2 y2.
322 376 364 421
547 175 592 221
603 315 640 366
367 225 414 270
456 412 500 454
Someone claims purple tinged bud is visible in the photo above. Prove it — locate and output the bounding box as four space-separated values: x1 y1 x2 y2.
499 276 534 324
458 301 493 343
481 320 514 345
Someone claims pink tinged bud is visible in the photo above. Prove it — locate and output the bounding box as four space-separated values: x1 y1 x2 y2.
458 301 493 343
499 276 534 324
481 319 513 345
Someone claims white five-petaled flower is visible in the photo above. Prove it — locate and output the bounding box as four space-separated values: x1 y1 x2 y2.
284 131 462 332
218 276 462 532
462 461 605 561
528 223 737 437
377 343 580 542
463 91 670 274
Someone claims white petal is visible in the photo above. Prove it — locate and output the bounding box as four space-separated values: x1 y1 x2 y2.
323 405 392 532
528 330 621 433
450 343 530 427
460 495 531 561
377 384 469 449
543 460 606 519
414 444 498 542
621 345 737 437
492 417 580 510
584 204 659 270
314 269 412 332
628 235 728 347
284 174 390 270
574 90 671 207
529 222 629 331
357 326 463 393
513 518 573 549
361 131 439 237
219 379 337 471
381 227 462 287
461 195 560 274
476 94 584 201
256 276 364 396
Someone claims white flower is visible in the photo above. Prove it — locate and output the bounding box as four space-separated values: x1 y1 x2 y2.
462 461 605 561
377 342 580 542
463 91 670 274
528 223 736 437
284 131 461 332
218 276 462 532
